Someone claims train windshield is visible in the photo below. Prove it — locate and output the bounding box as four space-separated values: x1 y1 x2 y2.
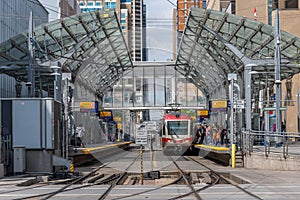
167 121 189 136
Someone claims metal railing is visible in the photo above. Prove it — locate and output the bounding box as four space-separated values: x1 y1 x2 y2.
241 129 300 158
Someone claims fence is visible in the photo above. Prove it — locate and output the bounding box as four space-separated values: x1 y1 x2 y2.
241 129 300 158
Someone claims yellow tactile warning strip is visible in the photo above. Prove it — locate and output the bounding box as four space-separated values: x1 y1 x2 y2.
194 144 229 151
77 142 132 154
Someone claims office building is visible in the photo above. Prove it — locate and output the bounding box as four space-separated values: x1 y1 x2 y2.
39 0 81 21
0 0 48 98
77 0 146 61
174 0 204 60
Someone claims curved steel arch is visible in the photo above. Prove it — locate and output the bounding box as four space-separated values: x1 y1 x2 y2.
176 8 300 95
0 10 132 97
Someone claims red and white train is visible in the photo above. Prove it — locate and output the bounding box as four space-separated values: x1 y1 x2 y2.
161 112 193 155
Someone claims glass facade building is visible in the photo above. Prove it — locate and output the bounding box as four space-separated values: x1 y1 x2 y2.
77 0 147 61
0 0 48 98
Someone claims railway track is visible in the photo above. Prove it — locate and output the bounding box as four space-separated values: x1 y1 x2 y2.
186 156 264 200
1 150 265 200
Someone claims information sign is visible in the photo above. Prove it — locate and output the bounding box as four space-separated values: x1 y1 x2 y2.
135 129 148 145
233 100 245 109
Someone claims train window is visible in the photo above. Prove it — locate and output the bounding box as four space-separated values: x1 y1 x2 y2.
167 121 189 135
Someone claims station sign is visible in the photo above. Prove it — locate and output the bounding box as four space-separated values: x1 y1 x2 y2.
197 109 209 118
99 110 113 121
210 100 227 112
211 100 227 108
135 129 148 145
80 101 98 113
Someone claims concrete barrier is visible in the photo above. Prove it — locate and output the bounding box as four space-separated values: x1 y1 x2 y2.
244 153 300 171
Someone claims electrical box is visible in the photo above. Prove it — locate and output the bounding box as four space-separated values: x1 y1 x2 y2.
13 146 26 175
12 98 55 149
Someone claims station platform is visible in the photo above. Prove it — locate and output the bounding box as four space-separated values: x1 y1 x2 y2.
193 144 231 166
69 141 132 166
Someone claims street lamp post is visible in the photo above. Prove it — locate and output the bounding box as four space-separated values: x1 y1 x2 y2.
245 64 257 131
274 9 282 134
228 73 237 168
50 66 61 101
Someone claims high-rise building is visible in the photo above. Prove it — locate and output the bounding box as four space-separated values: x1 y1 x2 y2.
0 0 48 43
177 0 203 32
130 0 146 61
77 0 147 61
174 0 204 60
0 0 48 98
39 0 81 21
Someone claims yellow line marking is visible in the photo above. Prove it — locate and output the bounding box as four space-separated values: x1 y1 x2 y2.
77 142 132 154
153 150 157 169
194 144 229 151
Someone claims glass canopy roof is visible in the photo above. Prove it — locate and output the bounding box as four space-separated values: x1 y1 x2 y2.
0 10 132 95
176 8 300 96
1 8 300 99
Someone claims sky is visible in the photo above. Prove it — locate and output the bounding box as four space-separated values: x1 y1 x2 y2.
39 0 175 61
144 0 175 61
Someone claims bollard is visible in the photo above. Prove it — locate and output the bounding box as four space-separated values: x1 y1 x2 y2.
69 164 74 173
231 144 236 168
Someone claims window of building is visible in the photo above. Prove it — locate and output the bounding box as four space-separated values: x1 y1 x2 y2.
121 0 131 3
111 2 117 8
121 13 126 18
95 1 102 6
220 1 230 12
121 26 126 30
120 19 126 24
285 0 298 8
105 2 111 8
203 0 207 9
79 2 85 6
87 2 94 6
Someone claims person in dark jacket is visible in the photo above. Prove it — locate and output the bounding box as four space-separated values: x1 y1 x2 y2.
199 125 206 144
220 128 227 145
192 125 202 144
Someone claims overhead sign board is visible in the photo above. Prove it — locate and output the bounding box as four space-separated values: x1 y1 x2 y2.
210 100 227 112
211 100 227 108
197 109 209 117
99 110 113 121
80 101 98 113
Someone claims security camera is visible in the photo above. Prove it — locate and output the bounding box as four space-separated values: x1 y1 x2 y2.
25 82 32 87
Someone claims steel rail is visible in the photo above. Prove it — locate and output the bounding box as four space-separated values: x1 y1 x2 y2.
187 156 263 200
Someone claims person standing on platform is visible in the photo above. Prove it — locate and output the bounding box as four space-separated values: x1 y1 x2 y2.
220 128 227 145
205 124 211 144
193 125 202 144
212 125 220 146
199 124 206 144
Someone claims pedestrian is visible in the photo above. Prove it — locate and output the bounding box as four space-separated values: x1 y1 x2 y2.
192 125 202 144
197 125 203 144
205 124 211 144
220 128 227 145
212 125 219 145
200 124 206 144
